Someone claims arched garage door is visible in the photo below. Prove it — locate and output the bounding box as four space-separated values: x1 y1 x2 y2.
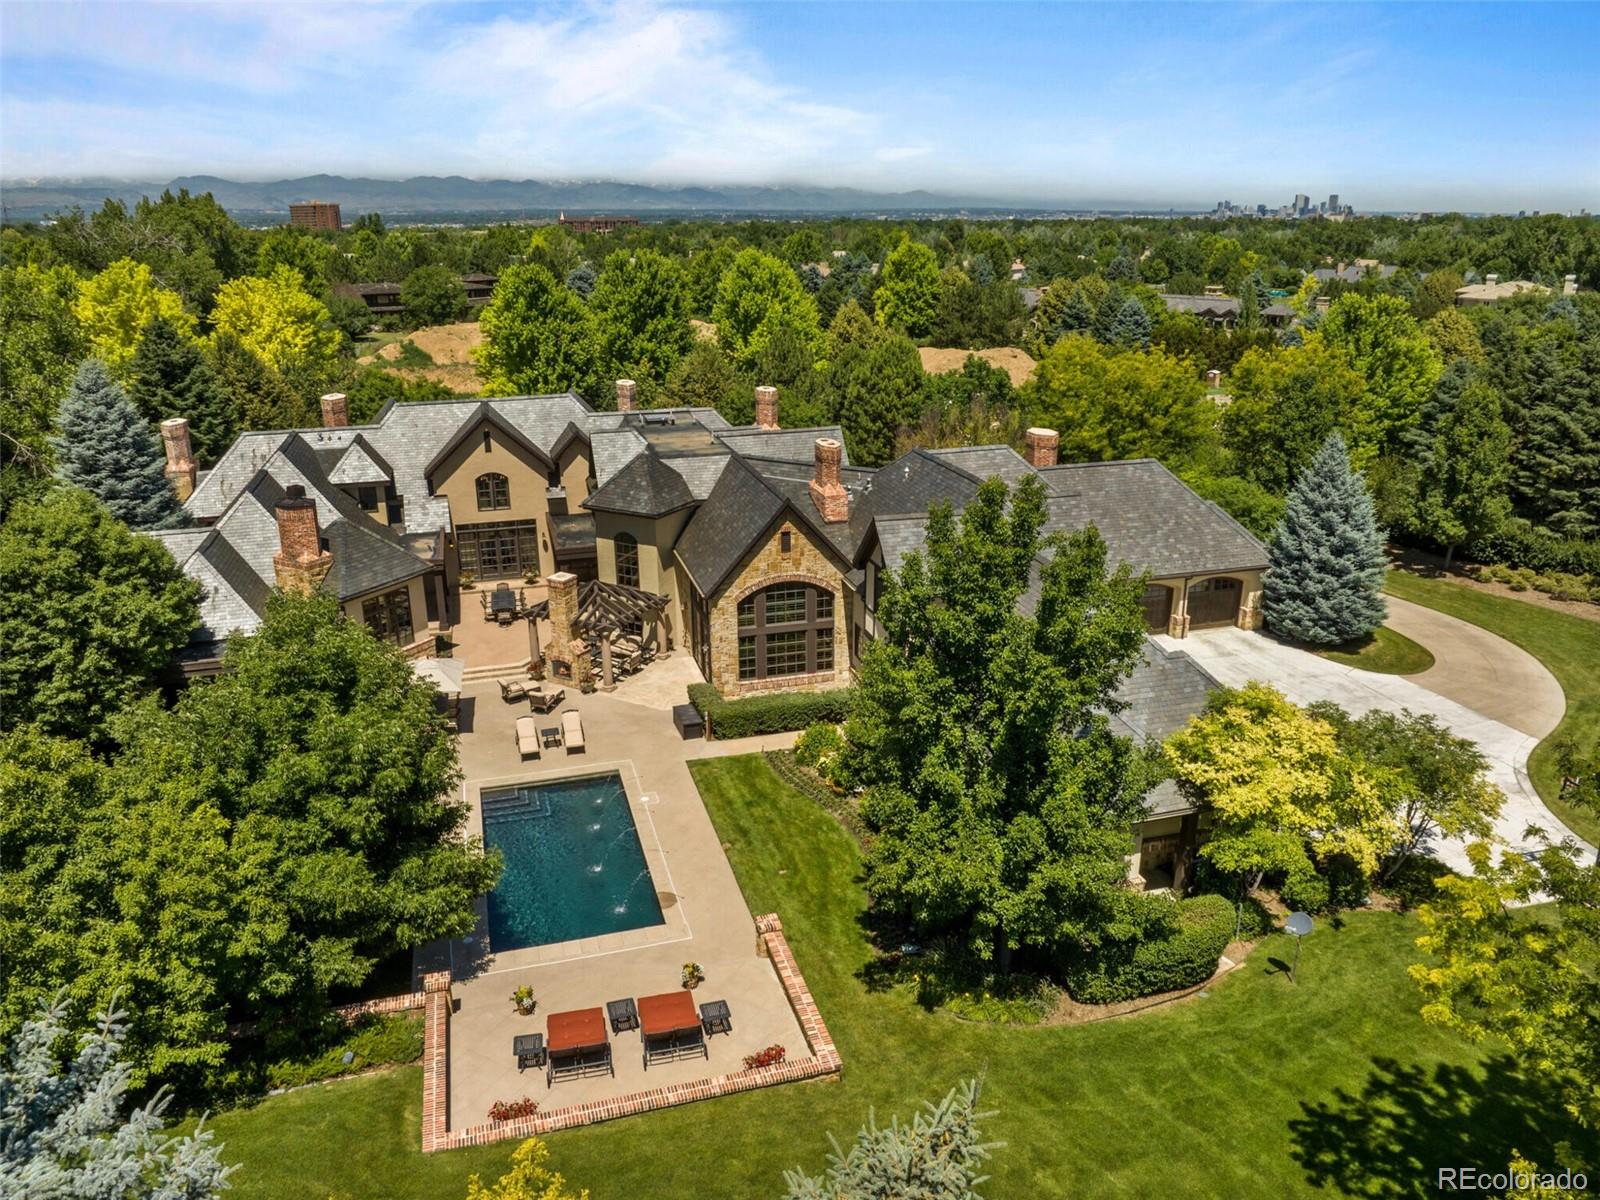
1187 577 1242 628
1140 584 1174 633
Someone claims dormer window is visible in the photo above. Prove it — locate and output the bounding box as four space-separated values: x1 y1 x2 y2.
475 472 510 511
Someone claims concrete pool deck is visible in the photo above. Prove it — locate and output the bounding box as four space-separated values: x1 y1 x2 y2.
429 659 817 1131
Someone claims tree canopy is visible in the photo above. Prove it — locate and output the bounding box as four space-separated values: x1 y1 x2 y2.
711 248 822 370
590 247 693 384
208 264 342 376
874 237 942 339
400 263 469 328
72 258 195 373
51 359 188 531
478 263 602 400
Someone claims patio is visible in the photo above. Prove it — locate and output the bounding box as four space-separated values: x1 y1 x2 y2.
425 658 818 1132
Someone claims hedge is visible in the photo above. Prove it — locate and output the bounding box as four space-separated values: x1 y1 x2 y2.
1060 893 1235 1004
1460 528 1600 577
687 683 852 740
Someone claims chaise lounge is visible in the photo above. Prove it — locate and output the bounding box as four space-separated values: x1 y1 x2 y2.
515 715 540 759
562 710 585 754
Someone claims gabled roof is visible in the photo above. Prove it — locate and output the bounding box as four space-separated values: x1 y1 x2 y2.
328 435 394 486
1110 640 1222 819
422 402 554 481
714 425 851 465
583 450 697 517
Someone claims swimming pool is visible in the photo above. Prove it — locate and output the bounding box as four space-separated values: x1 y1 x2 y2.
480 772 665 952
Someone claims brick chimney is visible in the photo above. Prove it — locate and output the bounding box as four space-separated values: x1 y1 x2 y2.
615 379 637 413
272 485 333 595
755 385 779 430
808 438 848 523
1025 427 1059 469
320 392 349 428
159 417 198 502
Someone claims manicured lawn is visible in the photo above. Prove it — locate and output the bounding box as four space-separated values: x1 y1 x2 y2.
1315 625 1436 675
1386 570 1600 846
188 754 1574 1199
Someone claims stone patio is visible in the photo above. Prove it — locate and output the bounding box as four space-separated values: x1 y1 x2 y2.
423 651 818 1132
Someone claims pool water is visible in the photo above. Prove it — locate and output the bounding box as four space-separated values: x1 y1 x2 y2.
481 773 665 951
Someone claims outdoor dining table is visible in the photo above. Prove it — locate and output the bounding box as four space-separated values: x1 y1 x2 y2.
544 1006 612 1086
490 586 519 623
638 990 708 1069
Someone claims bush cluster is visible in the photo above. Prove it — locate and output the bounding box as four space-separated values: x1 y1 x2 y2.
742 1044 787 1070
1470 563 1599 603
1464 528 1600 578
262 1012 424 1092
794 721 845 770
1059 893 1235 1004
488 1097 539 1122
686 683 851 739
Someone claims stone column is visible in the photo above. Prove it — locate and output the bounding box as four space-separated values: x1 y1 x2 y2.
755 385 779 430
600 635 615 691
320 392 349 428
615 379 637 413
808 438 849 523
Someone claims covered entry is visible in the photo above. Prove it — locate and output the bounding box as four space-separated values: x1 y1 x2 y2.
1186 576 1242 628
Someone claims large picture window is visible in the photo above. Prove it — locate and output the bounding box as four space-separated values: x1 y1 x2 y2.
361 586 415 646
457 519 538 580
735 582 836 682
615 532 640 588
475 472 510 511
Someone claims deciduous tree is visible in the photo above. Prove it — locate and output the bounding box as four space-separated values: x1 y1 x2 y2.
478 263 602 400
874 237 942 338
590 248 693 383
72 258 194 373
1313 293 1442 465
0 263 85 493
401 264 469 328
712 248 822 369
1220 341 1367 493
209 265 342 376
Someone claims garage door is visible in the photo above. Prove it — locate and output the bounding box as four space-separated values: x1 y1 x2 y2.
1140 584 1174 633
1187 577 1242 628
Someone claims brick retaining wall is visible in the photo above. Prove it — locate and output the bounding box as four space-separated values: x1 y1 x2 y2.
419 912 840 1153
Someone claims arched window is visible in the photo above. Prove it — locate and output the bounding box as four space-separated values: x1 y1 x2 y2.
736 583 835 682
475 472 510 511
615 532 640 588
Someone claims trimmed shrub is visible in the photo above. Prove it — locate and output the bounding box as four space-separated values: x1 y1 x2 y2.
263 1012 424 1091
687 683 851 739
1060 893 1234 1004
1464 527 1600 578
1280 862 1331 914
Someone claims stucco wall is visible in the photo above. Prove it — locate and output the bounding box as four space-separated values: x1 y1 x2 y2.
1156 568 1264 637
593 509 693 647
340 575 430 646
707 515 850 696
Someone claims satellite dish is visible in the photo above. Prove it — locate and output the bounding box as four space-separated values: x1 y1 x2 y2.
1285 912 1314 938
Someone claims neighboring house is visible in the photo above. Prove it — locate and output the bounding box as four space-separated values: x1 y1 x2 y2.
1157 293 1296 329
1311 261 1398 285
158 385 1265 883
332 274 499 318
557 213 639 234
1453 273 1575 306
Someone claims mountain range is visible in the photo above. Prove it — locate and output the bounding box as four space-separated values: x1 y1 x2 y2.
0 174 1100 223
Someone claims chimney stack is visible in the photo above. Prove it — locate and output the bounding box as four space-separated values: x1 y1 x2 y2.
808 437 848 523
159 417 198 502
615 379 637 412
272 484 333 595
1025 427 1059 469
755 385 779 430
1485 273 1500 287
320 392 349 428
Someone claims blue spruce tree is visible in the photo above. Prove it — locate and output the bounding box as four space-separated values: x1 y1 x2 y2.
1264 431 1387 644
51 359 186 530
1106 296 1152 349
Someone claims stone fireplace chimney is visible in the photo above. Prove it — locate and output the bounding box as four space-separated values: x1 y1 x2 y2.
272 485 333 595
755 385 779 430
1025 427 1059 469
320 392 349 428
160 417 198 502
808 437 848 524
544 571 593 689
615 379 637 413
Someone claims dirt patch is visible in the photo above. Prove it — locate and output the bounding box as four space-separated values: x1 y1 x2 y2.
690 319 718 344
918 346 1037 387
358 321 484 395
1391 548 1600 624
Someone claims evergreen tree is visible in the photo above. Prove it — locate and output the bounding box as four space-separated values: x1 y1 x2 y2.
1105 296 1152 349
206 331 307 431
1056 288 1096 338
783 1078 997 1200
0 994 234 1199
1513 336 1600 539
51 360 186 530
1264 431 1388 645
128 316 236 462
564 262 597 299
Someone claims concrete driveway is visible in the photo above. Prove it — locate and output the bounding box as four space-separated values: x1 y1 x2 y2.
1151 625 1592 873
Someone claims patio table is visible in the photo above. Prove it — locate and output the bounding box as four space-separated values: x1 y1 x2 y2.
540 725 563 749
638 991 708 1069
545 1006 612 1086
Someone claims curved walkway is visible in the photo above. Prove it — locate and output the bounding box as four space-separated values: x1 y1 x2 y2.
1153 625 1593 873
1383 596 1566 738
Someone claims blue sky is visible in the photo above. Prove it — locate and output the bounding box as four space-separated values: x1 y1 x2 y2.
2 1 1595 210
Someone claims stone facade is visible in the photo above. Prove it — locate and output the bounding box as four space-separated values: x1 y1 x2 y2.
543 570 593 688
1159 569 1266 638
707 517 849 696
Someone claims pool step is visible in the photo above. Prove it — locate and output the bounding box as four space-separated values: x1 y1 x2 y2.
480 790 553 824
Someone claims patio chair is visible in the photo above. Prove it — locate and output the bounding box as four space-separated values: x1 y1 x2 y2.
481 592 494 622
515 715 540 759
530 685 565 714
500 678 530 704
561 710 586 754
699 999 732 1037
513 1033 545 1071
606 998 639 1033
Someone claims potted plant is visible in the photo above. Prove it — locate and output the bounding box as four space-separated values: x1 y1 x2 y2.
509 985 537 1016
681 961 704 990
460 571 477 591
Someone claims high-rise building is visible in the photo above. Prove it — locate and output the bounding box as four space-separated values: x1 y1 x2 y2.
289 201 342 231
1293 193 1310 215
1328 193 1340 212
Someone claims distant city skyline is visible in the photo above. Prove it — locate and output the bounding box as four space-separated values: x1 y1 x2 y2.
2 1 1596 213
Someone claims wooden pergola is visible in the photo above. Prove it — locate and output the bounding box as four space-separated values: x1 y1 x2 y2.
524 579 671 691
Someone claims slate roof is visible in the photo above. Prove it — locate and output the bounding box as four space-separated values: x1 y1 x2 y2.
584 450 697 516
328 435 393 486
1311 264 1398 284
1037 460 1268 577
1109 640 1222 818
714 426 851 466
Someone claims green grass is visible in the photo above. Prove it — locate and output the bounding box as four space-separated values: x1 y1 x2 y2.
1386 570 1600 845
187 754 1577 1199
1315 625 1436 675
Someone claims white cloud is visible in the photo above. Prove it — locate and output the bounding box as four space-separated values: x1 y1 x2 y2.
875 145 932 163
